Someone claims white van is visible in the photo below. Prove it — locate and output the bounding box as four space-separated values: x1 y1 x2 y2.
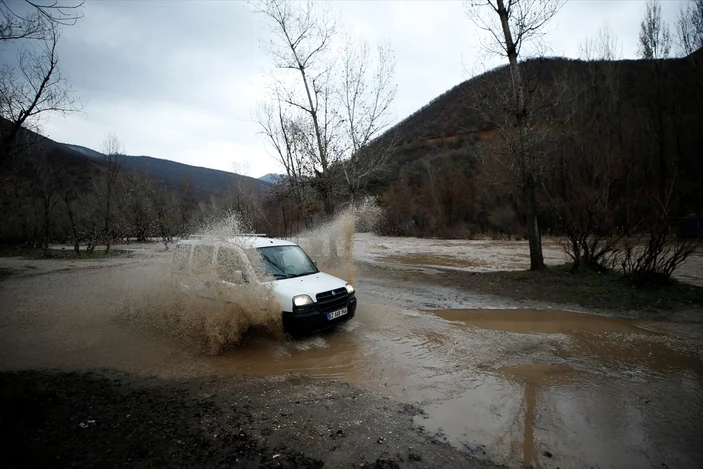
172 236 356 334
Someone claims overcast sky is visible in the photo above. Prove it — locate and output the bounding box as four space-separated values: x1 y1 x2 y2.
7 0 690 178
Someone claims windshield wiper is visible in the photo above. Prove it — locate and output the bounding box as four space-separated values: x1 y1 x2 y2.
262 255 286 275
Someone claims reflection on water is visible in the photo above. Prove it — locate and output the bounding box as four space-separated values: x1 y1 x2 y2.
432 308 703 374
496 364 581 469
421 309 703 468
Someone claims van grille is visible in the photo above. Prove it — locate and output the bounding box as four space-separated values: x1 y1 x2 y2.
316 295 349 314
316 288 347 302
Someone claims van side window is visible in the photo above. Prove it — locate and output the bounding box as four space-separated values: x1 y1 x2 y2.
217 247 248 284
174 245 191 272
192 245 214 273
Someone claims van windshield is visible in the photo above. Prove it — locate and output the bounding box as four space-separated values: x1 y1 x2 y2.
257 245 319 279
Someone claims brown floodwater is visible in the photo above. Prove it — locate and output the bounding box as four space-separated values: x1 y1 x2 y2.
431 308 703 374
382 253 488 269
1 249 702 468
431 308 655 334
419 308 703 468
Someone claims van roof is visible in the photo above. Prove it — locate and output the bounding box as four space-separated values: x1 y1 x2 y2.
179 236 297 249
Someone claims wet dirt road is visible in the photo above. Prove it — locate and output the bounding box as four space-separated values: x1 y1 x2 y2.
1 238 702 468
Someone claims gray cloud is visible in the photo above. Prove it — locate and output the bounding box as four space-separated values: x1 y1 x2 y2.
5 0 685 177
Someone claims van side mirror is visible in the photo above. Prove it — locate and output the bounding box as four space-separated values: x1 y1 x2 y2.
312 260 317 266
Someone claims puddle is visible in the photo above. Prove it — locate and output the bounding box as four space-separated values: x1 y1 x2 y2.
431 308 654 335
431 308 703 374
418 310 703 468
210 330 369 382
495 362 581 386
422 359 703 468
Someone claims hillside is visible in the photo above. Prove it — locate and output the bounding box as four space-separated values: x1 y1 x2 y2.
364 49 703 237
376 50 701 174
0 120 269 200
47 141 270 199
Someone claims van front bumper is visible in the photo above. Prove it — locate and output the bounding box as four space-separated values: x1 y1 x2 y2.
282 294 356 335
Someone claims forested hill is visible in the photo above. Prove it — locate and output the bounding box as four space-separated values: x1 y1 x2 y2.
3 123 269 200
367 48 703 237
376 48 703 173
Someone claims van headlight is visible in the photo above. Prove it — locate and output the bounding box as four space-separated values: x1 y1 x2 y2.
345 283 355 294
293 295 313 307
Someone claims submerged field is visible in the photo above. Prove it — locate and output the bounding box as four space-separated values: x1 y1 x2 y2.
1 234 702 468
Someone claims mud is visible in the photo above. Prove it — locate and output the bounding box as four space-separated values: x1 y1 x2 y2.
1 231 702 467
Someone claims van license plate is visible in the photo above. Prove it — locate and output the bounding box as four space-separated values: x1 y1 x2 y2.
327 307 348 320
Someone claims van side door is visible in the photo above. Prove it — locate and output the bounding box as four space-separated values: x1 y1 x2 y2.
214 246 250 300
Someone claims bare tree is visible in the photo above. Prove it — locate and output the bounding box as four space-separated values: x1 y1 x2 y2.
579 23 622 61
619 176 700 284
676 0 703 56
637 0 675 198
121 170 153 242
223 161 269 231
176 175 197 235
1 0 83 41
0 20 82 165
254 97 313 227
151 181 178 250
339 37 397 204
28 144 59 249
45 150 80 252
466 0 566 270
638 0 671 59
252 0 339 217
89 133 124 253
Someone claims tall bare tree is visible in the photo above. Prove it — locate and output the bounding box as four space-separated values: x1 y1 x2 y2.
90 133 124 253
254 97 313 227
253 0 397 218
339 38 397 204
466 0 566 270
639 0 671 59
0 2 82 166
45 150 80 252
29 144 59 249
638 0 674 197
579 24 622 61
252 0 339 217
676 0 703 56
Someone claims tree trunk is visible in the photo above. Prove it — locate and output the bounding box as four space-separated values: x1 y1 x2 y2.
496 0 545 270
42 198 51 250
524 177 544 271
104 197 111 254
64 198 79 254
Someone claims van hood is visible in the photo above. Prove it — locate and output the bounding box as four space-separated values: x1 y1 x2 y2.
270 272 348 312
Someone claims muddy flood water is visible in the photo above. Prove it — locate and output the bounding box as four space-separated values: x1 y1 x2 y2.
1 234 702 468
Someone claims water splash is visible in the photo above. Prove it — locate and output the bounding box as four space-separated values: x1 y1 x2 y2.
120 213 282 355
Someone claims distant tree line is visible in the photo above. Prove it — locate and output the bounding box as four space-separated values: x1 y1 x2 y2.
0 131 280 251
